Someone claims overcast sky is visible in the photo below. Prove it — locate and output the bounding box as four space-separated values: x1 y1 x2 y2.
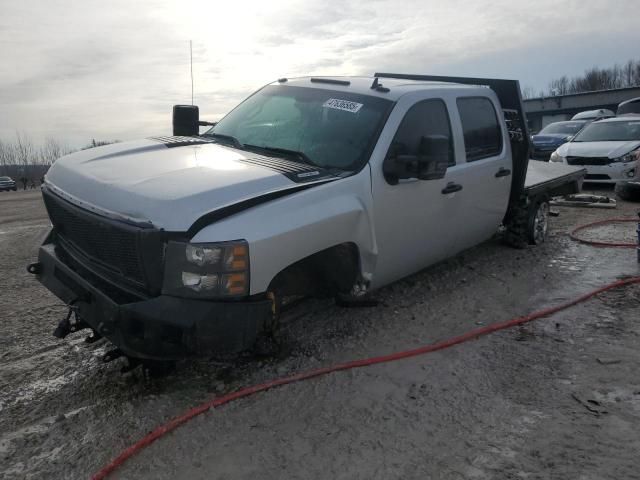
1 0 638 148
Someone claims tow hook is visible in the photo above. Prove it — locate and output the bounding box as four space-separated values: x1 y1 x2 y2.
26 262 42 274
53 300 89 339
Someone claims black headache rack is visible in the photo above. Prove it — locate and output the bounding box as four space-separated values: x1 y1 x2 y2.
375 73 532 224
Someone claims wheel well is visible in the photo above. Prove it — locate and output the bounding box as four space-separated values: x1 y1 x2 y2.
267 242 361 297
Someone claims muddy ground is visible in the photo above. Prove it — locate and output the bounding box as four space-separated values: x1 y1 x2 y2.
1 188 639 480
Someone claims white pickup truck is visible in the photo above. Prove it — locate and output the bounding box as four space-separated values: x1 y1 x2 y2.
29 73 584 363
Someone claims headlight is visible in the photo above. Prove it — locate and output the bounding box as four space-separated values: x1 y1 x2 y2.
162 240 249 298
549 150 565 163
612 148 640 163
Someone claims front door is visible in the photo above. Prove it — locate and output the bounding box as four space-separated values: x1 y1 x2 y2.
370 97 462 288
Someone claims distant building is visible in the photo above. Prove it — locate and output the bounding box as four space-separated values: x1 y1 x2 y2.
523 86 640 132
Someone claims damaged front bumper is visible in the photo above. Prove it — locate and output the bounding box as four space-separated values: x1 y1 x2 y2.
33 242 272 360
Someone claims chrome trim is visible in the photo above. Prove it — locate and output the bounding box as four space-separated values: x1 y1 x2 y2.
44 181 154 228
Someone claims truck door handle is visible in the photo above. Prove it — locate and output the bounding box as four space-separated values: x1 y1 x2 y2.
441 182 463 194
495 167 511 178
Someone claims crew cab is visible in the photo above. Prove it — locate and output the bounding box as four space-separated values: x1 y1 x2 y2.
29 74 584 362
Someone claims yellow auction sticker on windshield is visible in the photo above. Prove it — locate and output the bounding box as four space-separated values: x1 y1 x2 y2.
322 98 363 113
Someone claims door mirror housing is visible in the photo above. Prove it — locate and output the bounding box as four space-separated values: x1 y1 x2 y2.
172 105 200 136
383 134 450 185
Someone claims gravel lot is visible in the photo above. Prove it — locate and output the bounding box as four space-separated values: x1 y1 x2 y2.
1 188 640 480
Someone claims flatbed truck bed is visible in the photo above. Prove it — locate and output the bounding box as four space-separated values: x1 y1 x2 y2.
524 160 585 198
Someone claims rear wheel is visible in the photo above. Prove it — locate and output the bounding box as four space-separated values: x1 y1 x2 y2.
504 195 550 248
503 195 528 248
527 200 549 245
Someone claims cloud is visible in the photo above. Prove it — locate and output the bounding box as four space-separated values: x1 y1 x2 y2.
0 0 638 147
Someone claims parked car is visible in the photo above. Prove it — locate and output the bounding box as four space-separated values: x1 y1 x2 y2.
28 74 584 362
550 117 640 183
617 97 640 116
0 176 17 191
531 120 587 160
571 109 615 121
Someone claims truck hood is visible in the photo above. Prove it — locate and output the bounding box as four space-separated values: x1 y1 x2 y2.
556 140 640 159
46 137 333 231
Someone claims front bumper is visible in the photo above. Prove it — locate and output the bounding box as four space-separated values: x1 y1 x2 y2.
35 243 272 360
531 147 556 161
571 162 637 184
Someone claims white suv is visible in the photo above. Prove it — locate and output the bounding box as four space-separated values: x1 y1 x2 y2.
550 117 640 183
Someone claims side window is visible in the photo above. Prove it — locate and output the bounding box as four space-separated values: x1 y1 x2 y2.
457 97 503 161
386 99 455 166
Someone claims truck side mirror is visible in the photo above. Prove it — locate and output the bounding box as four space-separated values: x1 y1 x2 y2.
172 105 200 136
383 135 450 185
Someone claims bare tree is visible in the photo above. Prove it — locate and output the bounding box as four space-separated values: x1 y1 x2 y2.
40 137 67 165
624 60 635 86
544 58 640 96
548 75 569 96
81 138 119 150
0 134 74 178
0 139 15 169
13 132 38 181
521 86 536 99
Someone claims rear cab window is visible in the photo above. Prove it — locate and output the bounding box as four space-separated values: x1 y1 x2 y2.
457 97 503 162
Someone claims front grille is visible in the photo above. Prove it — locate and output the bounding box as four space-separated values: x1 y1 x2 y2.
42 189 164 292
585 174 611 180
566 156 611 166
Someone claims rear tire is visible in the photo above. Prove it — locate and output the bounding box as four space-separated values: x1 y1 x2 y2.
503 195 529 249
504 195 550 247
615 181 640 202
527 200 550 245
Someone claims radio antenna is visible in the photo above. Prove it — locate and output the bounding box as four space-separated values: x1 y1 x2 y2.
190 40 194 105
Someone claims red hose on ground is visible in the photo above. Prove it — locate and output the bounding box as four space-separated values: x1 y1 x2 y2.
92 275 640 480
569 218 638 247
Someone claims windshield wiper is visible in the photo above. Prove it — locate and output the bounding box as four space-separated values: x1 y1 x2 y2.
242 144 315 166
201 132 243 148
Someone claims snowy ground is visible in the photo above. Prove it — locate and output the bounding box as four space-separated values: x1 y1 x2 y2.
1 188 639 480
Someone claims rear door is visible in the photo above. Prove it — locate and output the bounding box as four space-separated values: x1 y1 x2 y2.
447 95 512 253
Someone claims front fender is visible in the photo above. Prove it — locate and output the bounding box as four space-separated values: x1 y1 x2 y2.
190 169 377 294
